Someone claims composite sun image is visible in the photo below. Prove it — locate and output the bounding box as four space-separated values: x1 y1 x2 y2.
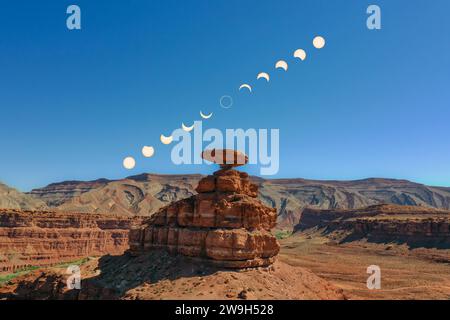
0 0 449 314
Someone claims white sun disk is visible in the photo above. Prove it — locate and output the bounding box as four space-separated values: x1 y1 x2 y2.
123 156 136 170
142 146 154 158
313 36 326 49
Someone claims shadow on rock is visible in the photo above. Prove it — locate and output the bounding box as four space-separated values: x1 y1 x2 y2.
0 250 227 300
338 232 450 249
0 271 79 300
70 250 230 300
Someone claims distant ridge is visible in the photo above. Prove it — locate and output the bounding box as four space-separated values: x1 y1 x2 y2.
4 173 443 229
0 182 47 211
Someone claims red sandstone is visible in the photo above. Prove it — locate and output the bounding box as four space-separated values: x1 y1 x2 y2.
0 209 140 272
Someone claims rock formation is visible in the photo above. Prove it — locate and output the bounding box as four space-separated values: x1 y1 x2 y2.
129 149 280 268
0 209 141 272
294 204 450 247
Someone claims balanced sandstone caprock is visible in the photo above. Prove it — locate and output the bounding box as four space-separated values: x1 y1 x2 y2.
129 149 280 268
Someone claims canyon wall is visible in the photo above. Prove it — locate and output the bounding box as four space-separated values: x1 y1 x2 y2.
295 204 450 247
331 218 450 246
0 209 140 272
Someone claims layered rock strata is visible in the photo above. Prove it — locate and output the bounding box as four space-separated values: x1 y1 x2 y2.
0 209 140 272
129 151 280 268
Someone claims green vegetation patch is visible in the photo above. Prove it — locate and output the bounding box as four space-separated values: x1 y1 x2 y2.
54 257 90 269
0 266 39 285
275 230 293 240
0 257 91 286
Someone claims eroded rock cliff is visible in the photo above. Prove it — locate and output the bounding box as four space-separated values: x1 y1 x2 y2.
294 204 450 247
0 209 140 272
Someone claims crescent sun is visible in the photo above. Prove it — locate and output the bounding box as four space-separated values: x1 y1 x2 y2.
257 72 270 82
182 122 194 132
239 83 252 92
160 134 173 145
200 111 213 119
275 60 288 71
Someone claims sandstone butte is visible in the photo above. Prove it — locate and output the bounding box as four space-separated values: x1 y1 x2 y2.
129 149 281 268
0 209 140 273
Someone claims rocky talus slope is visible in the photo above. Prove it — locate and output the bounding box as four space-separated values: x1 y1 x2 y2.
0 209 140 272
129 165 280 268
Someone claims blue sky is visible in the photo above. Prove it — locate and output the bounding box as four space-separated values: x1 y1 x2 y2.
1 0 450 191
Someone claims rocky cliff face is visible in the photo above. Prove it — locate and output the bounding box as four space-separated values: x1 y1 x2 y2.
25 176 450 230
333 218 450 246
0 209 140 272
294 204 450 248
130 155 280 268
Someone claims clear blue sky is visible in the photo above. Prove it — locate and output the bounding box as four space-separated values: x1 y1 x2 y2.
1 0 450 191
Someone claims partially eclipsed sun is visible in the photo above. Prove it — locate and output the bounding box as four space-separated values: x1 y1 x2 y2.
182 122 194 132
160 134 173 145
275 60 288 71
294 49 306 60
257 72 270 82
200 111 213 119
239 84 252 92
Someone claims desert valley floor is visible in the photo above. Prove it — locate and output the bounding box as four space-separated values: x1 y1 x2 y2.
1 232 449 300
280 235 450 300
